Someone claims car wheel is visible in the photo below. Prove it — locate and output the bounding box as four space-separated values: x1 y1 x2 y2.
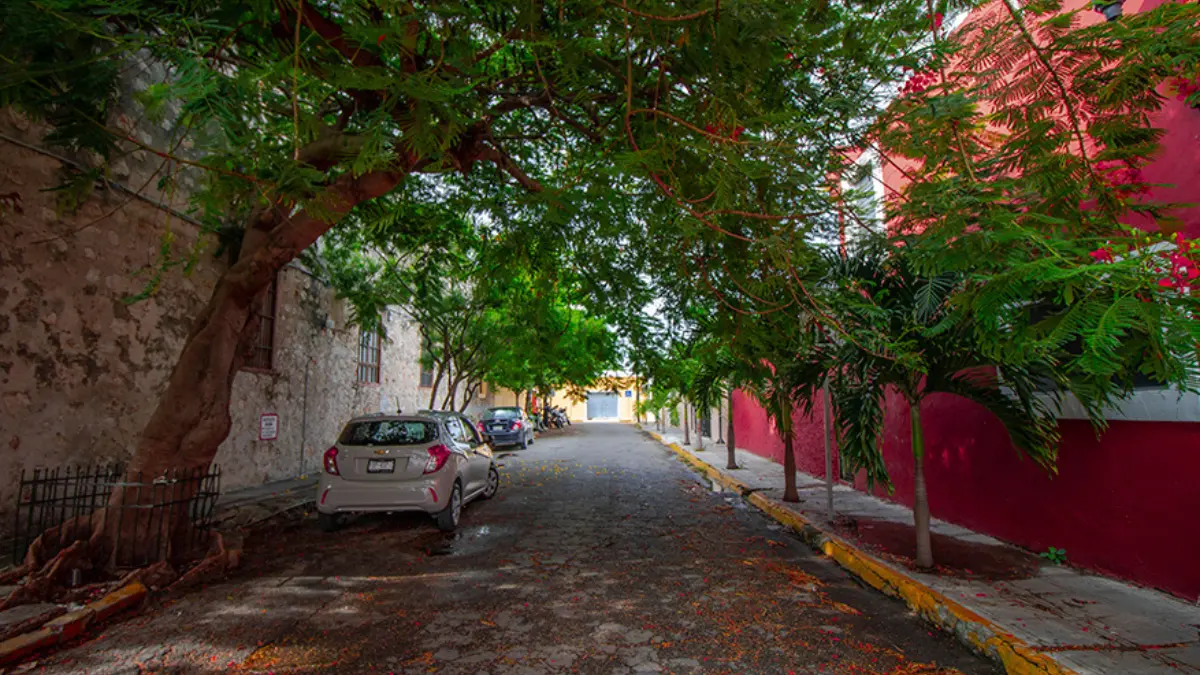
317 512 341 533
481 466 500 499
436 481 462 532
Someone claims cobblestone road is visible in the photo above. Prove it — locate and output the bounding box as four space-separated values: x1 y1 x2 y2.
29 422 1001 674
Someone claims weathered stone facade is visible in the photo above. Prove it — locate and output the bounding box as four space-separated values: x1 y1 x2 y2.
0 112 435 538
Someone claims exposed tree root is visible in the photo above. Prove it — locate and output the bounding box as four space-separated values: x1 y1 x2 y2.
167 532 239 595
0 564 30 586
3 517 241 612
118 561 179 592
0 540 95 611
20 513 97 572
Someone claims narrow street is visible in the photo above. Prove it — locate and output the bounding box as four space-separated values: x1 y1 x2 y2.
35 423 1000 675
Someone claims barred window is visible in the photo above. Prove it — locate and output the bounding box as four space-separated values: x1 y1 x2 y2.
357 326 381 383
244 276 277 371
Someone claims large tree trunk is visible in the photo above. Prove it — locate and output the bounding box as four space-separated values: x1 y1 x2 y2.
782 393 800 503
441 369 464 411
428 362 447 409
910 401 934 569
682 404 690 445
726 388 737 470
782 428 800 503
459 379 480 413
696 406 704 451
91 168 413 566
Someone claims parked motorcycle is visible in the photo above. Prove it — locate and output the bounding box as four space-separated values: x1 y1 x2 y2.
551 407 570 427
537 407 569 429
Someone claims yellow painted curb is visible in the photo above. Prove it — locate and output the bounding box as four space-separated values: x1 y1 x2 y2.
0 581 148 666
0 627 58 666
91 581 148 621
44 607 95 640
651 433 1076 675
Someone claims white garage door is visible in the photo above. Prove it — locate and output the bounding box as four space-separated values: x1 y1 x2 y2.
586 392 620 419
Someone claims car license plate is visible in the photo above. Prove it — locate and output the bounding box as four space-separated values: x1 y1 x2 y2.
367 459 395 473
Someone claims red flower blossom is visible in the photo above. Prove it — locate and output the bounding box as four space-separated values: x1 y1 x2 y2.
900 70 937 96
1172 75 1199 101
1095 160 1150 196
377 34 387 45
1175 232 1193 253
1089 247 1114 263
1155 235 1199 293
932 12 944 30
702 123 747 143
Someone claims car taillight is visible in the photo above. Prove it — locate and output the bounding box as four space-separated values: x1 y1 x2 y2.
424 444 451 474
477 422 485 434
512 421 522 430
323 447 340 475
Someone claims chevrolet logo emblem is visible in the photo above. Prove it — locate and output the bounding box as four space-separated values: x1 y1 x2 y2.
374 449 388 456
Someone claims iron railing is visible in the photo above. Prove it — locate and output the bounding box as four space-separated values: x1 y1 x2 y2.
11 464 221 569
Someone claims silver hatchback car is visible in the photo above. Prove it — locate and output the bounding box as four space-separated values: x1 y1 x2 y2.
315 410 499 532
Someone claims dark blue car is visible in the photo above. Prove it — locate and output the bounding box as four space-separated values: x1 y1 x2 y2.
480 407 535 448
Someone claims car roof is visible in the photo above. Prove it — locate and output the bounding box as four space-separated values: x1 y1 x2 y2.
345 412 439 424
416 409 464 418
487 406 521 411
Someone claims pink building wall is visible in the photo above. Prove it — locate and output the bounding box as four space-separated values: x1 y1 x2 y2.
732 388 1200 600
733 0 1200 602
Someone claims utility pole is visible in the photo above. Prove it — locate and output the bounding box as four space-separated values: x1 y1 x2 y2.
717 398 724 444
726 387 737 469
823 377 835 521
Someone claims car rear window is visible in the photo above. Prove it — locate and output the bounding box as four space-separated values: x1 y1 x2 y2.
485 408 521 419
339 420 439 446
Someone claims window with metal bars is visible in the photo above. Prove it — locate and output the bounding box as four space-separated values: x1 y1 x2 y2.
357 326 381 383
419 364 434 388
243 276 277 371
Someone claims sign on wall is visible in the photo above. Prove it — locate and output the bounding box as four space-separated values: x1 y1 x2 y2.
259 413 279 441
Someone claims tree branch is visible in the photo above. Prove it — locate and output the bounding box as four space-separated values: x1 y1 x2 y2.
274 0 381 69
479 144 545 192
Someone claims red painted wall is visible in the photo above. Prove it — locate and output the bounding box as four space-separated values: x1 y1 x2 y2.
733 388 1200 600
879 0 1200 239
742 0 1200 600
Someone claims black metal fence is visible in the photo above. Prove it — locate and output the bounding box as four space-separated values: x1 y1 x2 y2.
11 464 221 569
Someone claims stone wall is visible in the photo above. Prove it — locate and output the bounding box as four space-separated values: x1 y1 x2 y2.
214 269 426 484
0 112 428 539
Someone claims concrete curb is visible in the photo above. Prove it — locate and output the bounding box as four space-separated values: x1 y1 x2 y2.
644 429 1075 675
0 581 147 666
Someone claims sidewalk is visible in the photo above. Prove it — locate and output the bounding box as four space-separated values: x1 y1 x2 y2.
214 475 317 528
216 475 317 509
646 425 1200 675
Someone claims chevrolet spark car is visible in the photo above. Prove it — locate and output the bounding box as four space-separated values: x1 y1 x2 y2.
315 411 499 533
480 406 534 448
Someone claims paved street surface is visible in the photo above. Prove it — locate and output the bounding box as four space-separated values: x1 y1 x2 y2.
28 423 1001 674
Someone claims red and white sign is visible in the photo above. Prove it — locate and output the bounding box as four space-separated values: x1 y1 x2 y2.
259 413 279 441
